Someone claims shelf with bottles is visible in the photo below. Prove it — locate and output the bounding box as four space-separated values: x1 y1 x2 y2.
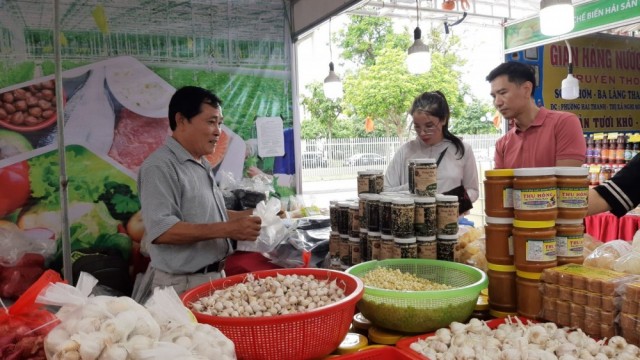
584 132 640 186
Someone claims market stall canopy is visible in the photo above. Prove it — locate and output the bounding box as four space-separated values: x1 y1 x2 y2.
292 0 543 40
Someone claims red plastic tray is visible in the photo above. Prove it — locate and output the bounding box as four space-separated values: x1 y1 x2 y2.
335 346 424 359
396 317 535 359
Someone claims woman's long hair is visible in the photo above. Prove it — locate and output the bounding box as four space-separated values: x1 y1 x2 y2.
409 91 465 159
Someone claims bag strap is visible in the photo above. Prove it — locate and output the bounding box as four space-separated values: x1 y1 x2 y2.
436 148 448 167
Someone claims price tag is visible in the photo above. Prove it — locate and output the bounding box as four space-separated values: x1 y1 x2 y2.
606 132 618 139
593 133 605 141
589 165 601 174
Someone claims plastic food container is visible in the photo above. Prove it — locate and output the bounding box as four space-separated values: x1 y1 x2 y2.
485 216 514 265
555 218 585 265
555 166 589 219
484 169 514 218
513 167 557 221
413 158 437 196
512 219 557 273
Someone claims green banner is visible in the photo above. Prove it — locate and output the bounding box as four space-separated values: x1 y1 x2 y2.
505 0 640 51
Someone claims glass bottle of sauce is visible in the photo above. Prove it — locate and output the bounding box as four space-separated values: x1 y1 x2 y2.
600 136 609 164
616 134 626 164
594 139 602 164
586 135 594 164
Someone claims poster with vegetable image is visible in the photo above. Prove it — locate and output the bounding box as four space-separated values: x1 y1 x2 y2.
0 0 295 276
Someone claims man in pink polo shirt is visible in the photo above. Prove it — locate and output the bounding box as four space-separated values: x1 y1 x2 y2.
486 62 586 169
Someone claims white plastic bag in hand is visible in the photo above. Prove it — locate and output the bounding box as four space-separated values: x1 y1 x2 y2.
237 198 286 253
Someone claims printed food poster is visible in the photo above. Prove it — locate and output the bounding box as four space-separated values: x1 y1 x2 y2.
0 0 294 283
507 33 640 133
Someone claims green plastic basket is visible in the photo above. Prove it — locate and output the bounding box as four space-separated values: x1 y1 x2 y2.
346 259 487 333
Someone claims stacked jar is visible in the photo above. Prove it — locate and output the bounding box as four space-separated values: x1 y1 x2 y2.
435 194 459 262
483 169 517 317
390 198 416 259
412 159 437 196
357 170 384 194
512 168 558 320
555 167 589 265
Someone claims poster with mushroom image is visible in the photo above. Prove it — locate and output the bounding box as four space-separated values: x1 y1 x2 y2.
0 0 295 289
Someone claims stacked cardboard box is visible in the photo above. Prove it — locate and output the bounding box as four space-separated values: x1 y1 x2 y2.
620 281 640 345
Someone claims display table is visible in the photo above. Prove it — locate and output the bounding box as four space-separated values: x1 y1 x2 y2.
584 212 640 242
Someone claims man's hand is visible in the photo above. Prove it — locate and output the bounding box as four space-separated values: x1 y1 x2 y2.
227 216 262 241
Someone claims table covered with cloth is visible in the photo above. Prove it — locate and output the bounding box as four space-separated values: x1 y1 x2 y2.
584 212 640 242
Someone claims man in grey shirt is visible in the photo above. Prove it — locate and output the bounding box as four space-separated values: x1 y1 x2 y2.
137 86 261 297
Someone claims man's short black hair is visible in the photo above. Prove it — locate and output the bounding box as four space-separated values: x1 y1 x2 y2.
486 61 537 96
168 86 222 131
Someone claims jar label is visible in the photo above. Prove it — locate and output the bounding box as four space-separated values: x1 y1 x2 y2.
340 241 351 265
437 204 459 235
513 188 557 210
418 242 437 259
557 235 584 257
503 188 514 208
370 239 381 260
329 234 341 257
557 187 588 208
525 239 556 261
414 168 437 196
357 177 370 194
380 241 394 260
351 243 361 264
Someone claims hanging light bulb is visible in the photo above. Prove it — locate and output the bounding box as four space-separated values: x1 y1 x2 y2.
539 0 575 36
406 1 431 74
561 40 579 100
323 62 343 100
323 18 343 100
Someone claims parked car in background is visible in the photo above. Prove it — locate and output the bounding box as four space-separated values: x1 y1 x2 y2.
301 151 328 168
343 153 385 166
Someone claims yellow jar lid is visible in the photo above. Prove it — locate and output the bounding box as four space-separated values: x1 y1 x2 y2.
516 270 543 280
367 326 404 345
357 345 389 352
480 288 489 297
336 333 369 355
489 309 518 318
485 169 515 177
487 263 517 272
352 313 372 330
513 219 555 228
475 294 489 311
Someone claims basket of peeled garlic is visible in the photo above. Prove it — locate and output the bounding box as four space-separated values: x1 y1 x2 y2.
39 273 235 360
395 316 640 360
180 268 364 360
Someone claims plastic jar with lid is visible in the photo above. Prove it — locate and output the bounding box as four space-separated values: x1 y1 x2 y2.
359 229 369 262
349 236 361 265
516 270 545 320
378 195 393 235
339 234 351 266
485 216 514 265
329 231 341 259
436 234 458 261
367 326 404 345
489 309 518 319
367 231 382 260
512 219 557 272
417 236 437 259
484 169 514 218
349 203 360 238
555 167 589 219
329 200 339 231
358 194 372 231
413 158 437 196
436 194 459 235
513 168 557 221
408 160 417 193
414 197 436 237
357 170 378 194
379 234 395 260
338 201 352 235
391 198 415 237
352 313 372 336
487 262 517 313
335 333 369 355
393 236 417 259
555 218 585 265
366 194 381 232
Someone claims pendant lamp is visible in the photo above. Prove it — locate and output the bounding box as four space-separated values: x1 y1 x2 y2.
406 0 431 74
561 40 579 100
540 0 575 36
323 18 343 100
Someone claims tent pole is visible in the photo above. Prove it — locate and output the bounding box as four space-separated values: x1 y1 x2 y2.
53 0 72 283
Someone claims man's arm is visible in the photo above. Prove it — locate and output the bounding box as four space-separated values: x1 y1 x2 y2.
556 159 584 167
154 217 261 245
